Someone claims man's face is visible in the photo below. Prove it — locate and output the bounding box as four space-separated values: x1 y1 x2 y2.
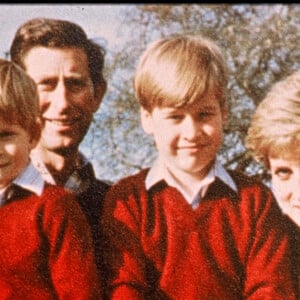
23 47 101 153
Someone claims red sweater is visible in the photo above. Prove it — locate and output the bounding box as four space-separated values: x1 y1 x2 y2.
101 169 297 299
0 185 101 299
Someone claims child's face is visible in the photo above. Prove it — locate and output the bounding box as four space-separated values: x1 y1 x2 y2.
0 120 37 189
269 156 300 226
141 98 226 180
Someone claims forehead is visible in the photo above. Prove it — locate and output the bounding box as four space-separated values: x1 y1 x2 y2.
269 148 300 165
23 46 90 79
269 139 300 161
158 96 221 112
269 157 300 175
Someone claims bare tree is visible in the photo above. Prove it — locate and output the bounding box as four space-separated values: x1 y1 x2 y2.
83 4 300 183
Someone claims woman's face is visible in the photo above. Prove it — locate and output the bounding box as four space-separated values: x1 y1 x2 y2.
269 155 300 227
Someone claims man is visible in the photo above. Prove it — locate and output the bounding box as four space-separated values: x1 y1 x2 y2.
9 17 110 276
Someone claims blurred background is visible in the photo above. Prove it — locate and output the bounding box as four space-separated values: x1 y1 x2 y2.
1 4 300 184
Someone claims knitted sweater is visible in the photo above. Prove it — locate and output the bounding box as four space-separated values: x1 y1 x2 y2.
0 185 101 299
101 169 297 299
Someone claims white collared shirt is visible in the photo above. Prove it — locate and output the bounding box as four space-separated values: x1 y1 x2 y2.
145 159 237 209
30 151 95 195
0 162 45 206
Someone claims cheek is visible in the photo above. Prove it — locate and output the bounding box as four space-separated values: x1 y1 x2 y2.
3 144 17 156
153 129 177 152
271 177 291 200
38 94 49 112
204 120 222 136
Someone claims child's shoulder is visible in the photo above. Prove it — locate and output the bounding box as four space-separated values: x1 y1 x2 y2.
227 169 270 192
116 168 149 185
39 184 79 210
108 168 150 195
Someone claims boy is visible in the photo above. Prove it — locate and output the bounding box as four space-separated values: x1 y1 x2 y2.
101 35 297 299
246 69 300 295
0 59 101 298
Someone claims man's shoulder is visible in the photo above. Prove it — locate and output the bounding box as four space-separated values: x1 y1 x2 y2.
94 178 112 189
88 178 111 197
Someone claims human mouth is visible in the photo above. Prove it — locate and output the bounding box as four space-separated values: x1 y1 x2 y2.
44 117 79 128
177 144 204 153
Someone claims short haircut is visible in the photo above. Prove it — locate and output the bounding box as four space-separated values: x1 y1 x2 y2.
246 69 300 167
0 58 40 137
9 17 106 88
134 34 228 112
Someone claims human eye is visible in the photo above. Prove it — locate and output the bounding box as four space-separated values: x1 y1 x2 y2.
0 130 15 139
274 167 292 180
38 79 56 91
200 111 214 117
169 114 183 120
66 78 87 92
164 111 185 122
197 109 216 120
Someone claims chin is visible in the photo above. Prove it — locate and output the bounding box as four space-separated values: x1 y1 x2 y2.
41 138 80 153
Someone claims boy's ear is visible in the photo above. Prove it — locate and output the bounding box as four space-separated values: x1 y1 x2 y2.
92 82 107 112
140 107 153 135
221 105 228 128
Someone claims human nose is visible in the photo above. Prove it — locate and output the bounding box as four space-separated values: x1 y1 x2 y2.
291 194 300 207
182 116 201 140
49 81 71 111
290 175 300 207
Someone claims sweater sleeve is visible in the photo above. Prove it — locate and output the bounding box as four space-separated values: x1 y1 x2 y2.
101 180 153 299
42 187 102 299
242 186 297 299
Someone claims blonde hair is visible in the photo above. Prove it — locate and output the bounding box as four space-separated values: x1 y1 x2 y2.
246 69 300 167
0 59 40 139
134 34 228 112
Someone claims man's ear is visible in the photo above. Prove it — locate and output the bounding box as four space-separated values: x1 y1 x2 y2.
92 81 107 112
140 107 153 135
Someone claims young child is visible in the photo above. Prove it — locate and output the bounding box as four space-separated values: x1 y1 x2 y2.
246 69 300 295
100 35 297 299
0 59 101 298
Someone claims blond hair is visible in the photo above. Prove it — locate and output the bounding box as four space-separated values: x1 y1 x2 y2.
134 34 228 112
246 69 300 167
0 58 40 139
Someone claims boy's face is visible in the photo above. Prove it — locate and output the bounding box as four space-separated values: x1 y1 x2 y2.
269 156 300 226
141 98 226 180
0 120 37 189
23 46 101 153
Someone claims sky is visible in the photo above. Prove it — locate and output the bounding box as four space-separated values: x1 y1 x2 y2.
0 4 130 58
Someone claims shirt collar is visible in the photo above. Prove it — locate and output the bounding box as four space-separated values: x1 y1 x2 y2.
145 159 237 207
30 151 95 195
11 162 44 196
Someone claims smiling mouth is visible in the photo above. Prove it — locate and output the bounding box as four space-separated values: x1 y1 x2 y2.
178 144 206 150
44 118 79 126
